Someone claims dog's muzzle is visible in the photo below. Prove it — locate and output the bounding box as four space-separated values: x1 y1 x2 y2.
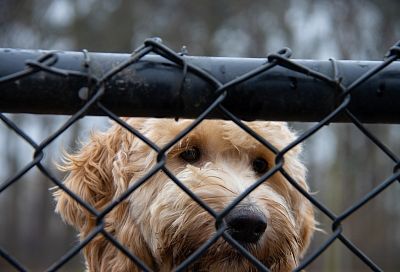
225 206 267 244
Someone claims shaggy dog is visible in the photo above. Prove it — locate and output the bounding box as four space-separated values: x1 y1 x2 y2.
54 118 315 271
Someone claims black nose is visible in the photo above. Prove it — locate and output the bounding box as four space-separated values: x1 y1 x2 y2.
225 207 267 244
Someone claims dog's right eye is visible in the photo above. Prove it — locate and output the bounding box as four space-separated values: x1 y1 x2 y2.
252 157 269 174
179 147 201 163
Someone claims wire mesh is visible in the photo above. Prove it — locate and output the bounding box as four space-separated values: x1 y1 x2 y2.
0 38 399 271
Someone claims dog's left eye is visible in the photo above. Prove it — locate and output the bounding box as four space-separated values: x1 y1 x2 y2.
252 158 269 174
179 147 201 163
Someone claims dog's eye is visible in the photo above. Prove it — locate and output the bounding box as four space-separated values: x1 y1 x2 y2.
252 158 269 174
180 147 201 163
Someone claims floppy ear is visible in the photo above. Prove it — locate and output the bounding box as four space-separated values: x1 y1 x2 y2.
53 124 126 233
54 119 156 270
282 145 316 258
260 122 316 257
54 117 151 232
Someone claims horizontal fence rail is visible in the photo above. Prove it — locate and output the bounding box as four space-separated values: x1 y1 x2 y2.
0 38 400 271
1 46 400 123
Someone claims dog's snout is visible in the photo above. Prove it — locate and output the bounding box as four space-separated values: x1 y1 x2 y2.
225 207 267 244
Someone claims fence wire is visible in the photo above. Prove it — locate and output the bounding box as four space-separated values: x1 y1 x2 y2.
0 38 400 272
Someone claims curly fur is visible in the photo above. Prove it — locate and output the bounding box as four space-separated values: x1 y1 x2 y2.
54 118 315 271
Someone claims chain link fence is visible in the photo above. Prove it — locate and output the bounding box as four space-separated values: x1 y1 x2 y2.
0 38 399 271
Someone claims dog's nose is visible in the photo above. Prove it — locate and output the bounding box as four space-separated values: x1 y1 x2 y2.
225 207 267 244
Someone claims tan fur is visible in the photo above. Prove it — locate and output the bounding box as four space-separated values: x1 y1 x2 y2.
54 118 315 271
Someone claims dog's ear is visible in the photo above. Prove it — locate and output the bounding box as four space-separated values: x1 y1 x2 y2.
298 201 315 257
259 121 315 257
54 119 157 270
283 149 316 258
54 118 150 232
53 123 127 234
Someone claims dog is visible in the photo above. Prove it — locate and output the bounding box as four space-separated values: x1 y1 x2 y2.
54 118 315 271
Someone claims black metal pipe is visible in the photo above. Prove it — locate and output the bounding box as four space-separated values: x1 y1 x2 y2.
0 48 399 123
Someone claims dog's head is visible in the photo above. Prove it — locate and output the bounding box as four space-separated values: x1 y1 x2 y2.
54 118 315 271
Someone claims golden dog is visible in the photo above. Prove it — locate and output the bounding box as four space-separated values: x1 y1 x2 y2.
54 118 315 271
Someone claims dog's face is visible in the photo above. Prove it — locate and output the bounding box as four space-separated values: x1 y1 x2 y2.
54 118 315 272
